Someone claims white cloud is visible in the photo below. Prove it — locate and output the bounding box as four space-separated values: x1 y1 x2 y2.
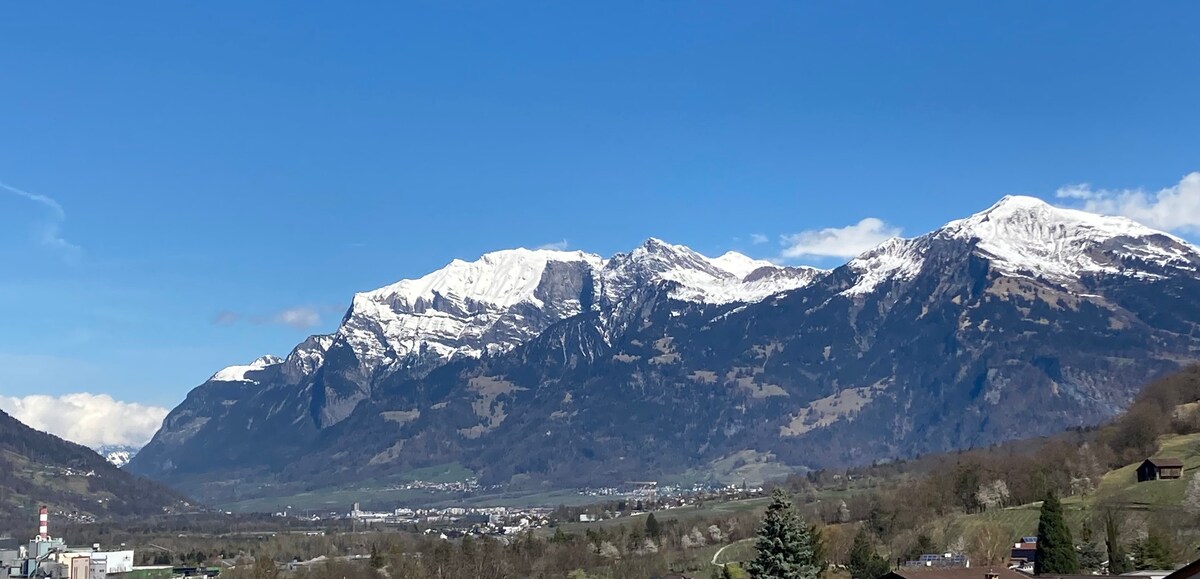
270 306 321 329
0 181 81 259
214 306 324 330
0 393 168 448
780 218 902 259
1056 172 1200 233
536 239 570 250
749 233 769 245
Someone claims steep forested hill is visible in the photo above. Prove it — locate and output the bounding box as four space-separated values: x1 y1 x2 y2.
0 409 191 529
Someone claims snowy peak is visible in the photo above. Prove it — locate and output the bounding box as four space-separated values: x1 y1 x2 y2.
96 445 139 468
841 195 1200 295
621 238 731 279
335 247 603 380
707 251 777 279
946 195 1167 243
941 195 1198 281
209 355 283 383
603 240 824 305
282 334 335 383
361 248 603 313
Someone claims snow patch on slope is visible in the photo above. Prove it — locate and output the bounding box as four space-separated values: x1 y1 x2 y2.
210 355 284 383
843 237 924 295
707 251 777 278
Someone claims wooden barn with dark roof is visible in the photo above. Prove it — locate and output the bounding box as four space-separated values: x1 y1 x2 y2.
1137 457 1184 482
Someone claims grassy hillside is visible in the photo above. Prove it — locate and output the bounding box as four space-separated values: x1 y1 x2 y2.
1088 432 1200 508
0 409 193 528
937 431 1200 557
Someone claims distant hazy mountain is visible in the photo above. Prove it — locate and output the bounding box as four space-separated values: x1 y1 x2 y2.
130 196 1200 502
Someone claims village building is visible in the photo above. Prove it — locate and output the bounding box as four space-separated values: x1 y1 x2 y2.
881 566 1027 579
1008 537 1037 569
1137 458 1184 482
903 553 970 568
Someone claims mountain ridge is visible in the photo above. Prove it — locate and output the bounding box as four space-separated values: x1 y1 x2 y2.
129 197 1200 501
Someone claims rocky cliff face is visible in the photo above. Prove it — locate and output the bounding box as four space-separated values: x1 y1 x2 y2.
129 197 1200 500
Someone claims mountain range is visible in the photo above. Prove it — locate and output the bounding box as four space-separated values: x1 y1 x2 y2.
128 196 1200 503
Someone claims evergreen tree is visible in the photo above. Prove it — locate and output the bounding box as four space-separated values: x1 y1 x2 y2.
810 523 826 569
1076 520 1105 572
746 489 821 579
713 563 749 579
646 512 662 540
904 534 937 562
1035 491 1079 575
1132 529 1176 571
368 545 384 569
848 527 891 579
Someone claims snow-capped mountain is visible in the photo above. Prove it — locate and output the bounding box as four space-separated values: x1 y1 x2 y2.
845 195 1199 295
199 240 824 427
209 355 285 383
131 197 1200 501
337 239 819 371
96 444 139 468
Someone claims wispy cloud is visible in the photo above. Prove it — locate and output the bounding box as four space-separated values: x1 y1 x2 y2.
749 233 769 245
0 181 81 260
213 306 324 330
537 239 570 251
1056 172 1200 234
0 393 168 448
270 306 321 329
212 310 240 326
780 218 902 259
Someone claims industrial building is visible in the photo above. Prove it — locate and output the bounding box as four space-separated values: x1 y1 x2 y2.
0 507 170 579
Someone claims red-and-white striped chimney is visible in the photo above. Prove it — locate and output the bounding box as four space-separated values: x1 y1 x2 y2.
38 505 48 540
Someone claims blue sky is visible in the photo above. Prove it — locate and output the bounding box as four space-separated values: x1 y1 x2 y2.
2 2 1199 424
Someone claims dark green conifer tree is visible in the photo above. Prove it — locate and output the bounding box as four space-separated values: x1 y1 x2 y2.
848 527 891 579
746 489 821 579
646 512 662 540
1035 491 1079 575
1076 520 1105 572
1132 529 1177 571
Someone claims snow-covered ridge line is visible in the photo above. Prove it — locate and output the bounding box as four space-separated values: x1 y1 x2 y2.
204 239 826 426
210 355 284 383
843 195 1200 295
